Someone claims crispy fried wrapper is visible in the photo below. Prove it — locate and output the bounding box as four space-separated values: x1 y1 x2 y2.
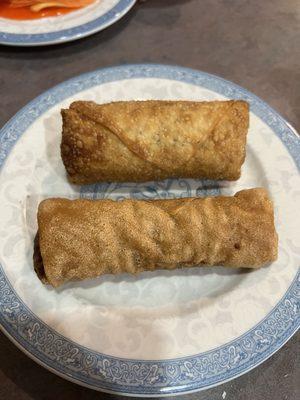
61 100 249 184
34 188 278 287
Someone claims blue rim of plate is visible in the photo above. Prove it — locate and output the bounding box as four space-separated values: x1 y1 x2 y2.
0 0 136 46
0 64 299 396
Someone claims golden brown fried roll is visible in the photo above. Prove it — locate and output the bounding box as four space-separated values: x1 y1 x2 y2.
61 100 249 184
34 188 278 287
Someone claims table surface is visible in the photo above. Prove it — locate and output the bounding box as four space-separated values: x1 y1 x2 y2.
0 1 299 399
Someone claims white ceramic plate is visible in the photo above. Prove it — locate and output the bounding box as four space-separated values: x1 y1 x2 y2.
0 0 136 46
0 64 299 396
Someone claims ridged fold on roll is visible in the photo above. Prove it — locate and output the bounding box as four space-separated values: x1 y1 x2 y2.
61 100 249 184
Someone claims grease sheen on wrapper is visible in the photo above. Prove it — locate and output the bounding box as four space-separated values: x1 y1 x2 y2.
34 189 278 288
61 100 249 184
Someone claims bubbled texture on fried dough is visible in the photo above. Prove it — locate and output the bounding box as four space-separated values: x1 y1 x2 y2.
61 100 249 184
35 188 278 287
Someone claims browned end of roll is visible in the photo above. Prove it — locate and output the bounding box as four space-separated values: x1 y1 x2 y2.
33 232 48 284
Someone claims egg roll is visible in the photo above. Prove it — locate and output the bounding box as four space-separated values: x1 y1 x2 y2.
34 188 278 288
61 100 249 184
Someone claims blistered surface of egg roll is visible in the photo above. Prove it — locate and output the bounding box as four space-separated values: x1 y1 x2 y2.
34 188 278 287
61 100 249 184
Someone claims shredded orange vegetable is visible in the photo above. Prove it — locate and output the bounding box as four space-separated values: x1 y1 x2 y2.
8 0 95 11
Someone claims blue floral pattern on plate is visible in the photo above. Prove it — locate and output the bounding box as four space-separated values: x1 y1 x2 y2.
80 179 221 200
0 64 299 396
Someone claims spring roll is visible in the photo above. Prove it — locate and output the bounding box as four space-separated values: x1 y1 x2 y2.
34 188 278 287
61 100 249 184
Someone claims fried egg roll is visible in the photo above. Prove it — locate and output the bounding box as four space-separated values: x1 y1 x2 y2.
34 188 278 287
61 100 249 184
